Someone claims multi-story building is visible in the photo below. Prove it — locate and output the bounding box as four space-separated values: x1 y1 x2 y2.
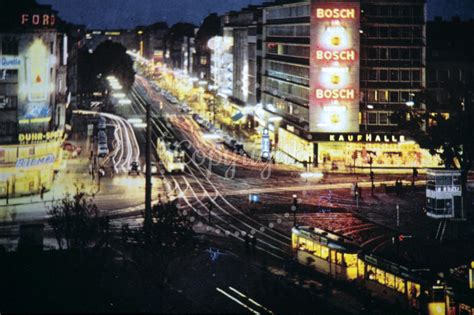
258 0 439 169
426 16 474 110
212 6 264 129
0 3 67 197
163 23 195 73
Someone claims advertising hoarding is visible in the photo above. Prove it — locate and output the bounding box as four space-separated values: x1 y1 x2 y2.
17 38 53 125
309 0 360 133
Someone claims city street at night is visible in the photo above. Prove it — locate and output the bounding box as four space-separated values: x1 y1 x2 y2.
1 0 474 314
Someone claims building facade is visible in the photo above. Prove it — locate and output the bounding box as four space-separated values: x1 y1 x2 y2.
258 0 439 169
0 4 67 197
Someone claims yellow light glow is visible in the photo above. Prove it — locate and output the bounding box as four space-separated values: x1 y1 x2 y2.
26 38 49 102
428 303 446 315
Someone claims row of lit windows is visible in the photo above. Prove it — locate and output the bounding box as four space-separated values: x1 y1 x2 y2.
266 24 310 38
366 111 396 126
364 90 418 104
366 264 407 294
266 42 309 59
295 236 358 267
265 5 310 20
262 93 309 120
265 60 309 84
362 68 422 83
367 47 422 61
264 77 309 103
364 26 424 39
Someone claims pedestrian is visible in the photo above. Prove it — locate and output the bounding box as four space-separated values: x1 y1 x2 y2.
251 235 257 253
40 185 46 200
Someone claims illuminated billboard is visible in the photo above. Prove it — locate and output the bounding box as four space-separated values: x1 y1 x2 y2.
309 0 360 133
18 38 53 125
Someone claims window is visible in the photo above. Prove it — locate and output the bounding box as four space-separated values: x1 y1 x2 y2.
368 48 378 60
390 28 399 38
400 91 410 102
411 48 421 61
369 70 377 81
2 37 19 55
379 112 389 125
379 70 388 81
200 56 207 65
379 48 388 60
367 90 377 102
412 70 421 82
380 27 389 38
401 70 410 81
390 91 399 103
379 90 389 102
390 70 399 82
367 27 377 38
368 112 377 125
390 48 399 60
400 49 410 60
401 28 411 38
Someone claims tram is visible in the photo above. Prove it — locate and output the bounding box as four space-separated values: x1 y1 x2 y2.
292 226 448 313
156 137 185 173
291 226 360 281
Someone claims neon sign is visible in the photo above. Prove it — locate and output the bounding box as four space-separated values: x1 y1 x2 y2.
16 154 55 169
309 0 360 133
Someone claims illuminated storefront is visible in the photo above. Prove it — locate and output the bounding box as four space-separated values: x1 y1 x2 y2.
0 140 63 197
0 7 67 198
309 0 360 133
276 123 441 169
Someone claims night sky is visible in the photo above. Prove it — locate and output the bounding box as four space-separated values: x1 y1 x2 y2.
37 0 474 29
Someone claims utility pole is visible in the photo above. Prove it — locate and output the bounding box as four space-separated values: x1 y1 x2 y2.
145 101 153 230
396 204 400 227
292 194 298 226
6 179 9 205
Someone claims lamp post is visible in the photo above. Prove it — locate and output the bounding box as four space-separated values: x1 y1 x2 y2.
292 194 298 226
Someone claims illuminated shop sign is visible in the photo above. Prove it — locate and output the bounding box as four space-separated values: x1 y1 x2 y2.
309 0 360 133
17 38 52 125
18 130 64 144
0 56 22 69
328 133 405 143
308 132 407 143
16 154 55 169
20 13 56 27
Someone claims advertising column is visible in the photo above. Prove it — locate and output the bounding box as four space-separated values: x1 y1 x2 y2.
309 1 360 133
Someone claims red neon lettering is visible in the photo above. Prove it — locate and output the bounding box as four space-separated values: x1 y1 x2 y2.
316 8 356 19
32 15 40 25
315 89 355 100
315 50 356 61
21 14 29 25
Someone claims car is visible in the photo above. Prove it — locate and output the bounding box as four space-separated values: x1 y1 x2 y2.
128 161 141 175
98 144 109 157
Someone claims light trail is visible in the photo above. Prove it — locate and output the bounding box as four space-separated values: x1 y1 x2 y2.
73 110 141 173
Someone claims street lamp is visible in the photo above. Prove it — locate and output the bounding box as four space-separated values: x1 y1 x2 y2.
292 194 298 226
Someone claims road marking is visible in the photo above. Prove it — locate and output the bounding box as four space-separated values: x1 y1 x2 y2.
228 286 273 315
216 287 260 315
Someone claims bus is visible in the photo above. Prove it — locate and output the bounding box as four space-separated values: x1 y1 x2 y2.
156 137 185 173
